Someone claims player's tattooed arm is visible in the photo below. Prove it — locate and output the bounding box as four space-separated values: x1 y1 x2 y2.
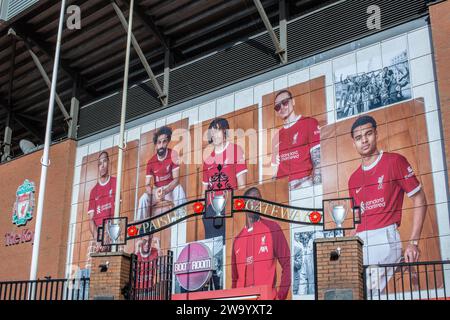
311 146 322 184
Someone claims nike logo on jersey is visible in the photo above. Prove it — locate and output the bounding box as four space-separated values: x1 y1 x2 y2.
355 187 362 194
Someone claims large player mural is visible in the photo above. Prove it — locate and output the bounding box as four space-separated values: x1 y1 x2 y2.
69 139 139 280
67 25 449 299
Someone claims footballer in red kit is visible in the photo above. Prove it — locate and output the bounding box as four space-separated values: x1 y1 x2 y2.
146 148 179 188
137 126 186 221
348 115 427 294
87 151 116 252
231 188 291 300
349 151 422 232
88 176 116 227
271 89 321 190
201 118 248 243
202 142 247 190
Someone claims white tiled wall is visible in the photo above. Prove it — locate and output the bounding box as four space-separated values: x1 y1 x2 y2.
410 54 435 86
408 27 433 60
310 60 333 87
413 82 439 112
216 94 235 116
254 81 274 106
274 76 288 91
181 108 198 127
235 87 254 111
288 69 310 87
333 52 357 82
155 118 166 129
381 34 408 67
198 101 216 122
166 112 182 126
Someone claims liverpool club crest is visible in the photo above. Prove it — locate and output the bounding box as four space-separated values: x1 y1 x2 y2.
13 180 35 226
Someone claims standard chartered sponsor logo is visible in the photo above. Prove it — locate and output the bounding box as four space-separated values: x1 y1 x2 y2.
100 203 112 211
159 173 171 181
280 151 300 161
361 197 386 212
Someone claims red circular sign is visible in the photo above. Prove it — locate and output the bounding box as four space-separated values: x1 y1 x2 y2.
127 226 137 237
174 242 213 291
193 202 204 214
309 211 322 224
234 199 245 210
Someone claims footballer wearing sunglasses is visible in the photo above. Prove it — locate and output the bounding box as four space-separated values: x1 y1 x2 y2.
271 89 322 190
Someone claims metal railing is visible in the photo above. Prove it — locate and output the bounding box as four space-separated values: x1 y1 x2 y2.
129 251 173 300
363 260 450 300
0 277 90 300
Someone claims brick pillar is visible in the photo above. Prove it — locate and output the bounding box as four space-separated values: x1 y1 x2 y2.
314 236 364 300
89 252 132 300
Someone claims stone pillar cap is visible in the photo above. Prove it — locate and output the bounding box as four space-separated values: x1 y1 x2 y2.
314 236 364 245
90 251 132 258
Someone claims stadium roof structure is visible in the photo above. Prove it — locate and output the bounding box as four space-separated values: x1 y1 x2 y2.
0 0 433 158
0 0 333 157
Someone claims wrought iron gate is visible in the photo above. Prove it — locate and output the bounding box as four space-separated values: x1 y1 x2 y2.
0 277 90 300
363 260 450 300
128 251 173 300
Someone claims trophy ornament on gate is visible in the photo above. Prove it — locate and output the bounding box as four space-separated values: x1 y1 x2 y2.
322 198 360 231
107 219 121 245
98 217 128 247
206 164 233 219
330 201 348 229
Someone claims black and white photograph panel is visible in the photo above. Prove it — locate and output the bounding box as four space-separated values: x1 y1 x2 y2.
292 229 343 298
334 37 412 120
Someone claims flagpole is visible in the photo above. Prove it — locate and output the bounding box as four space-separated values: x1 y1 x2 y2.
29 0 67 298
113 0 134 251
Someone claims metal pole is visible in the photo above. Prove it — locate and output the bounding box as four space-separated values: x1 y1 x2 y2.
68 76 79 139
8 28 69 120
111 1 166 104
113 0 134 250
1 35 16 162
252 0 286 63
163 49 170 106
2 119 12 162
279 0 287 63
29 0 66 298
26 45 70 120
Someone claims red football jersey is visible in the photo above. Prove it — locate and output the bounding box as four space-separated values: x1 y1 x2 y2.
271 116 320 181
146 149 180 188
348 151 421 232
202 142 247 190
88 176 116 227
231 219 291 300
